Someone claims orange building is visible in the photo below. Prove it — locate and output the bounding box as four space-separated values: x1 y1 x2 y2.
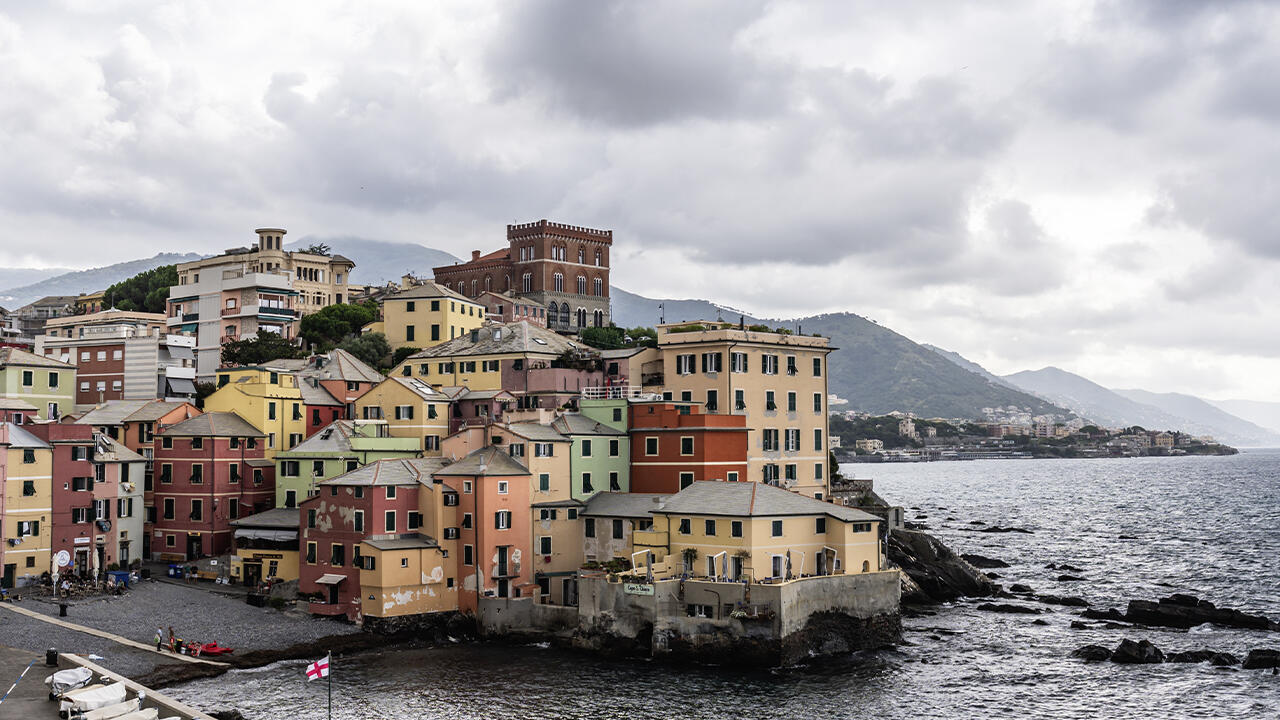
629 401 749 494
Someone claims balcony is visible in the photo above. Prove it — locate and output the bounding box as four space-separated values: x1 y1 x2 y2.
248 304 298 318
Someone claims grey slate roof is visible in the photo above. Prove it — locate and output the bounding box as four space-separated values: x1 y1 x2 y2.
92 434 146 463
125 400 196 423
433 446 530 477
290 349 385 384
551 413 624 437
297 378 343 406
387 376 451 401
364 534 440 551
655 481 881 523
161 411 264 438
384 282 476 303
582 492 669 518
320 457 452 486
0 347 74 369
76 400 155 426
407 321 586 359
505 422 569 443
0 423 50 448
0 398 38 411
231 507 301 529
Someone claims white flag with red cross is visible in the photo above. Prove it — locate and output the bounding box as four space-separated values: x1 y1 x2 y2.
305 654 330 682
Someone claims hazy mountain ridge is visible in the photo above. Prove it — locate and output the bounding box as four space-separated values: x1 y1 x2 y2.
1113 389 1280 447
285 236 460 288
0 253 204 308
1209 399 1280 436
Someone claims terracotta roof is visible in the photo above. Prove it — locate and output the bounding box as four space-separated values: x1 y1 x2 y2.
0 347 74 369
160 411 264 438
433 248 509 274
654 481 881 523
433 446 530 477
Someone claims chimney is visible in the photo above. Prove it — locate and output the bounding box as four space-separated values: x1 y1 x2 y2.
472 250 481 261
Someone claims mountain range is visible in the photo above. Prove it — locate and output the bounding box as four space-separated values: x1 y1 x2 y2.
4 236 1275 446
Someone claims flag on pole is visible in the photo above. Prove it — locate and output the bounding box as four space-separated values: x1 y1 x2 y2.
305 655 330 682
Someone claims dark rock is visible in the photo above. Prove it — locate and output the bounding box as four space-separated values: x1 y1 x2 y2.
1166 650 1216 663
903 522 930 530
1057 574 1086 582
1037 594 1089 607
962 554 1010 569
888 529 997 604
1009 584 1034 594
915 515 929 520
977 603 1041 615
1082 608 1125 622
1073 644 1112 662
1070 621 1090 630
1125 595 1278 631
985 572 1002 580
945 517 956 521
1103 622 1131 629
969 520 986 525
1118 534 1138 540
1210 653 1239 666
1242 649 1280 669
211 712 246 720
1111 639 1164 664
976 526 1034 534
1031 619 1049 626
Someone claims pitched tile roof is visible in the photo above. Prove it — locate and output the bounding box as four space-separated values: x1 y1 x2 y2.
92 434 146 463
385 376 451 401
0 347 74 369
655 481 881 523
297 378 343 406
76 400 157 426
0 423 50 448
384 281 477 304
230 507 301 529
0 398 38 411
433 446 530 477
551 413 624 436
287 349 385 384
505 422 569 442
320 457 452 486
160 411 264 438
124 400 197 423
364 534 440 550
406 321 586 359
582 492 670 518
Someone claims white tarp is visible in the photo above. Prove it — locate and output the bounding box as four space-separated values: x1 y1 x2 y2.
111 709 158 720
61 682 127 714
45 666 93 696
79 697 141 720
234 528 297 542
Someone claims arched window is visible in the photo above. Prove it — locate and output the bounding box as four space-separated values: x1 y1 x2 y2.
595 251 602 266
457 282 465 294
560 305 570 326
522 273 532 293
578 248 585 263
576 275 586 294
547 302 558 326
593 278 603 296
484 275 491 292
553 273 564 292
505 274 511 291
593 309 604 327
470 279 477 296
576 308 587 327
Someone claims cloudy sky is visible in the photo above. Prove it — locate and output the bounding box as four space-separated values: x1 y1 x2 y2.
2 1 1277 402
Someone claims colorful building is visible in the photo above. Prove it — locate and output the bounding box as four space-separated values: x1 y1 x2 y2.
0 399 37 425
297 457 452 621
581 491 667 565
271 349 385 420
229 507 300 586
367 281 485 351
475 291 547 327
354 377 450 455
390 321 605 410
550 411 629 501
654 323 833 498
90 435 146 571
628 401 749 494
0 423 53 587
274 420 421 508
151 412 274 560
26 424 97 577
0 347 77 420
206 366 308 458
634 481 884 582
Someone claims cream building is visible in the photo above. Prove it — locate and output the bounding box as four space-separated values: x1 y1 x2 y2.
654 323 833 498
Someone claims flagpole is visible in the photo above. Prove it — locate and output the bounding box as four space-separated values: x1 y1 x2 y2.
327 651 332 720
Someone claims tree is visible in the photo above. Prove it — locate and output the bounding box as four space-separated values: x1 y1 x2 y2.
299 301 378 350
338 332 391 370
303 243 332 256
221 331 305 367
102 265 179 313
579 325 657 350
392 346 421 367
194 381 217 410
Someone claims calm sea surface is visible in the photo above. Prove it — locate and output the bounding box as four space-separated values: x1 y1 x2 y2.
169 450 1280 719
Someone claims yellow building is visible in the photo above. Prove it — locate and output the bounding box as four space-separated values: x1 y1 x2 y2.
205 365 307 458
228 508 301 585
367 281 485 352
655 323 833 498
1 423 54 587
355 377 451 455
632 481 883 582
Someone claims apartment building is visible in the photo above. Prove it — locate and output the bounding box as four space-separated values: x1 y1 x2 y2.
274 420 421 509
0 423 53 587
0 347 77 421
205 366 308 458
355 377 451 455
628 401 749 494
36 309 197 407
655 323 833 498
368 280 485 351
167 228 356 379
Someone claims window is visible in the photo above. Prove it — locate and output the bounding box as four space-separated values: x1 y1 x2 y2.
281 461 300 477
534 443 554 457
538 473 550 492
306 542 317 564
608 439 620 457
22 480 35 496
394 405 414 420
463 480 473 494
609 472 620 491
331 544 345 567
229 498 239 519
406 301 415 312
785 464 797 481
97 351 106 361
509 442 526 457
731 520 742 537
787 392 797 413
813 357 822 376
553 273 563 292
701 352 722 374
190 463 204 484
727 471 739 482
679 472 694 489
80 351 90 362
495 511 512 530
704 519 716 536
785 428 800 452
680 437 694 455
814 393 823 413
762 354 778 375
162 437 172 449
497 481 509 495
816 517 827 533
72 507 91 523
645 437 658 455
48 372 59 388
581 439 592 457
766 391 777 411
354 510 364 533
815 462 824 480
385 510 396 533
464 545 474 565
190 437 203 449
21 370 32 386
292 403 302 421
190 499 203 521
584 518 596 537
581 473 593 494
80 381 89 392
406 325 415 342
285 490 297 508
706 390 718 412
17 520 38 537
772 520 783 537
675 354 696 375
425 436 440 452
229 463 240 483
160 463 172 483
786 356 798 376
539 536 552 555
735 389 746 411
576 275 586 294
22 448 35 464
307 509 317 528
762 429 779 452
814 428 824 451
386 485 396 499
462 512 473 529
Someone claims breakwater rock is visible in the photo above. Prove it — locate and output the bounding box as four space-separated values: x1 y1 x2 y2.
888 529 997 604
1125 594 1279 631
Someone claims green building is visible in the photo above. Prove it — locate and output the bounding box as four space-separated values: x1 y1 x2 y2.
552 406 629 502
274 419 421 508
0 348 76 421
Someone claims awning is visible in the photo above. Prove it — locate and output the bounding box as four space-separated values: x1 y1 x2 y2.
166 378 198 395
235 529 297 542
168 346 195 361
315 573 346 585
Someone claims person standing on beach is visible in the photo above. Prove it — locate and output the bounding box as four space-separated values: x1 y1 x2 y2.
155 627 164 651
168 626 175 651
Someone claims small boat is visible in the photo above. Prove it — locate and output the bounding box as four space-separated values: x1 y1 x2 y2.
110 709 158 720
199 642 234 656
60 682 127 716
46 667 94 697
75 698 140 720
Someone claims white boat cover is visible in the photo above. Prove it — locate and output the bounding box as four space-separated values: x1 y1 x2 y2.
45 666 94 695
112 709 158 720
79 697 141 720
61 682 127 713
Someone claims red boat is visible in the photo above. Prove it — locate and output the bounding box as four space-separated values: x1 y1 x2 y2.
199 642 235 656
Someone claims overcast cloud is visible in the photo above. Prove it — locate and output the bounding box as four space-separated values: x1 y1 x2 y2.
1 0 1277 401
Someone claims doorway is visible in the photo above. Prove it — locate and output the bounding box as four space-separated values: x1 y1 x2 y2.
328 583 339 605
2 564 14 589
186 535 202 560
243 561 262 587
